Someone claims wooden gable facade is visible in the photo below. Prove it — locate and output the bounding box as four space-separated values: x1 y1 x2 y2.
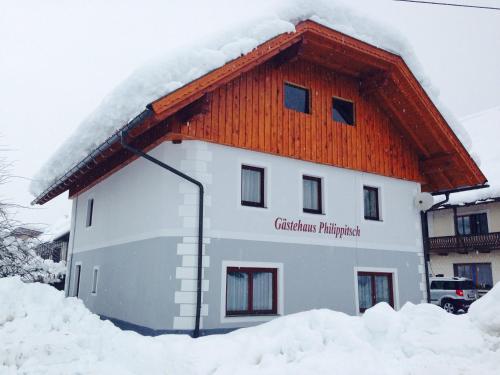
34 20 486 205
167 58 422 183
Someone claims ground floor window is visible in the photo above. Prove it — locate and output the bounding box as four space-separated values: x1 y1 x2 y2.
74 264 81 298
226 267 277 316
454 263 493 290
357 272 394 313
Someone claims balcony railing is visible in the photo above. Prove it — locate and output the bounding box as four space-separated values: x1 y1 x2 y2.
429 232 500 253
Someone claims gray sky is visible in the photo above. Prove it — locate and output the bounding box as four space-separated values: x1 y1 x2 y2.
1 0 499 229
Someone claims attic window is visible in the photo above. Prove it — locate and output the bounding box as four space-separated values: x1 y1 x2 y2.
333 97 355 125
284 83 310 114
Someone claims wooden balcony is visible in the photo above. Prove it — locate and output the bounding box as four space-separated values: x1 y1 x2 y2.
429 232 500 254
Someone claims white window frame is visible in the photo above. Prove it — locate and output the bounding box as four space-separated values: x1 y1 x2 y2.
361 182 384 223
353 266 399 315
220 260 284 324
91 266 99 295
73 262 82 298
237 159 271 211
85 198 94 228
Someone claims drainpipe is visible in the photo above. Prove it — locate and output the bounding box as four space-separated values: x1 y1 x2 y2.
421 193 450 302
120 130 204 338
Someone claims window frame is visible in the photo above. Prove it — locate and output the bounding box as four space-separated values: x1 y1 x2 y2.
357 271 394 313
91 266 99 295
225 266 278 316
73 263 82 298
363 186 380 221
302 175 323 214
86 198 94 227
284 82 310 114
456 213 489 235
332 96 355 126
453 262 493 290
241 165 265 208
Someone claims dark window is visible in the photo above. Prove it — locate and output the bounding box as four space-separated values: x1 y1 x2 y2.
284 83 310 113
357 272 394 313
226 267 278 316
86 199 94 227
333 97 355 125
91 268 99 294
74 264 81 298
241 165 265 207
303 176 322 214
363 186 380 221
454 263 493 290
457 213 488 235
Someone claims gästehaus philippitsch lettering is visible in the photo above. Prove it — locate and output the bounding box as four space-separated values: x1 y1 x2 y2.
274 217 361 239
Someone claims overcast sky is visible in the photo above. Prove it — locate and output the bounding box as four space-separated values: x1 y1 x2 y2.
1 0 499 230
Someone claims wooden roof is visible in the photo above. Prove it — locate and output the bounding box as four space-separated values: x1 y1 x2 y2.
34 20 486 205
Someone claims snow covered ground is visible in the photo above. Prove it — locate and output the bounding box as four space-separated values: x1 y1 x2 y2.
1 277 499 375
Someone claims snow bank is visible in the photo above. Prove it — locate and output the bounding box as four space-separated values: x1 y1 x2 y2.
1 277 500 375
30 0 471 198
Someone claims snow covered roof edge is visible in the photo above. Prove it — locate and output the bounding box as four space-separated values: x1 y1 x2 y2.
30 0 474 199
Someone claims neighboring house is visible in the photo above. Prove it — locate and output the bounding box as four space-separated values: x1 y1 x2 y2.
37 216 71 263
429 107 500 296
31 18 485 336
10 226 42 241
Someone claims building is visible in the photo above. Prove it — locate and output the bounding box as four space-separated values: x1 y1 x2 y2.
428 107 500 295
31 18 485 336
37 216 71 263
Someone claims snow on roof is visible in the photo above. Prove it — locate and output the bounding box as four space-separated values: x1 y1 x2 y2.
444 106 500 206
30 0 472 198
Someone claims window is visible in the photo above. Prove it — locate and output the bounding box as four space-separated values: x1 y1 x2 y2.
303 176 322 214
226 267 277 316
357 272 394 313
333 97 355 125
91 267 99 294
86 198 94 227
284 83 310 113
363 186 380 221
241 165 265 207
457 213 488 235
73 264 81 298
454 263 493 290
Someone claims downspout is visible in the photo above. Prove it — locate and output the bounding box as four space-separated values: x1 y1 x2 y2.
421 193 449 303
120 128 204 338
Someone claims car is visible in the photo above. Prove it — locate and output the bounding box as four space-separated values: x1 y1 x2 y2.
429 276 478 314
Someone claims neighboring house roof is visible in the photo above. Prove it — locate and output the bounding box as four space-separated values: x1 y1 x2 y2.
10 226 43 239
30 4 486 205
440 106 500 207
39 215 71 243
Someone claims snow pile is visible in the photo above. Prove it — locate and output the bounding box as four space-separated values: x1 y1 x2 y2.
39 215 71 243
2 277 500 375
469 278 500 336
445 106 500 205
31 0 471 198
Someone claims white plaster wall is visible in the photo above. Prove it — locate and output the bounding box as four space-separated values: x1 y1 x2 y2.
70 140 423 254
206 142 423 253
430 252 500 286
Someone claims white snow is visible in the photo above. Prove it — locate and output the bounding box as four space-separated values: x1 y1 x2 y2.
1 276 500 374
443 106 500 205
39 215 71 243
30 0 472 198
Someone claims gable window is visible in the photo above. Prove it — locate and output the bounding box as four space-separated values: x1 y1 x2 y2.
284 83 310 114
454 263 493 290
241 165 265 207
357 272 394 313
91 267 99 295
226 267 277 316
363 186 380 221
303 176 322 214
333 97 355 125
457 213 488 235
86 198 94 227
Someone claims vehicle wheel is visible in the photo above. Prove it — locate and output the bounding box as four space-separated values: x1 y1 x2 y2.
442 300 456 314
